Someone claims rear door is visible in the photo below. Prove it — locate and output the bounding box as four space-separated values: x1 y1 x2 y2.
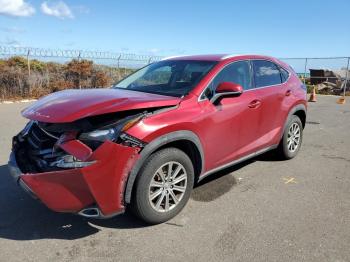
251 60 289 148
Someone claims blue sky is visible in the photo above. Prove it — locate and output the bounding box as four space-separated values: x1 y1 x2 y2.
0 0 349 57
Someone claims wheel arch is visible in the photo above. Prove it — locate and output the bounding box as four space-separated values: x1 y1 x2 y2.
293 109 306 128
124 130 204 204
281 104 307 139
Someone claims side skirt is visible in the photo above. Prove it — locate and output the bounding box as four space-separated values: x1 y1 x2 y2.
198 145 278 182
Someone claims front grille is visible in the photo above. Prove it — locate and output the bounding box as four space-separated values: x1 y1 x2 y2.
28 123 57 150
14 122 65 173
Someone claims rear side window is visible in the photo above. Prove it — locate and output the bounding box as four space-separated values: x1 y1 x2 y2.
279 67 290 82
252 60 282 88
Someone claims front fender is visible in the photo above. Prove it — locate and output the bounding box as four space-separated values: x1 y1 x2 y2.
123 130 204 204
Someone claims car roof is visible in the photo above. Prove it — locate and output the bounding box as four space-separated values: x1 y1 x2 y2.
162 54 291 71
162 54 229 61
162 54 278 62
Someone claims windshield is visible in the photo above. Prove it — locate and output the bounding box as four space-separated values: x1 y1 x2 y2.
113 60 216 97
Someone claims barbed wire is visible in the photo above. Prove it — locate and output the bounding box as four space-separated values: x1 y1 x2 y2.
0 46 163 62
1 45 350 76
2 46 350 61
2 46 350 60
280 57 350 60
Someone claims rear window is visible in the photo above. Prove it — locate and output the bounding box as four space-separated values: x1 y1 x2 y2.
280 67 290 82
252 60 282 88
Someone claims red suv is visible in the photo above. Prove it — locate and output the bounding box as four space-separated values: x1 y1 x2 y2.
8 55 307 224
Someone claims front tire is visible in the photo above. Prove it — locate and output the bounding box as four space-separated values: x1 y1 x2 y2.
277 115 303 159
131 147 194 224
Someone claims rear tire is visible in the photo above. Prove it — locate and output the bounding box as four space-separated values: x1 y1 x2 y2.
131 147 194 224
277 115 303 159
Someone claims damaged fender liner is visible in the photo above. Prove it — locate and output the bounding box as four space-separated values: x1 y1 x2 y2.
18 141 140 216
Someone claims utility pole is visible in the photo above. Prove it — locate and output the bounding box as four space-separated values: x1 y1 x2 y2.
78 51 81 89
117 54 121 80
303 58 308 84
27 49 31 77
26 49 31 96
343 57 350 97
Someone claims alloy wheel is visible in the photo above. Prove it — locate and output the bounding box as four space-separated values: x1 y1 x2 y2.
287 122 301 153
148 161 187 213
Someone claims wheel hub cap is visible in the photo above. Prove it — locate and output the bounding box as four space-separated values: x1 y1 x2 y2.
148 161 187 213
287 123 301 153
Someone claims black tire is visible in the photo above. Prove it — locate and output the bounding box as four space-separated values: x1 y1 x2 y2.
277 115 303 159
130 147 194 224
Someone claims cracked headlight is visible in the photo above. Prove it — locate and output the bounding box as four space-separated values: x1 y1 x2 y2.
79 115 143 143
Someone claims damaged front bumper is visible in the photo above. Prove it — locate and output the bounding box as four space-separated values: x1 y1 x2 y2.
8 153 37 200
8 123 141 218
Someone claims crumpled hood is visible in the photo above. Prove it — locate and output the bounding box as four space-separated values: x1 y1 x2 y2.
22 89 181 123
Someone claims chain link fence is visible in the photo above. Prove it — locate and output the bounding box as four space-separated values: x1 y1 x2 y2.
0 46 349 100
0 46 163 99
0 46 163 66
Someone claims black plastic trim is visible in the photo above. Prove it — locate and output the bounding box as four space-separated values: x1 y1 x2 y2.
8 152 22 182
124 130 204 203
8 152 37 199
281 104 307 139
199 144 278 181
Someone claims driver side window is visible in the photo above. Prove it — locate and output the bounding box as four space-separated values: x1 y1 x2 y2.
204 60 252 99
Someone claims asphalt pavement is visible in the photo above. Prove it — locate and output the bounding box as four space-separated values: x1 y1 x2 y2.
0 95 349 262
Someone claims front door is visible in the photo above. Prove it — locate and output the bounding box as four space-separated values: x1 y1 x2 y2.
198 60 262 170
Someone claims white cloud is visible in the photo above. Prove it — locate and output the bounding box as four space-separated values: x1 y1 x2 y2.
0 0 35 17
121 47 130 52
149 48 160 54
65 41 75 47
1 26 26 33
41 1 74 19
73 5 89 14
257 66 280 76
0 37 22 47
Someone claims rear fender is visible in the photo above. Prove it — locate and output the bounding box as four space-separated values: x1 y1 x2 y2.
281 104 307 140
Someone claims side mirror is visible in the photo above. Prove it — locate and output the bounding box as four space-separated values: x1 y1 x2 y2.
210 82 243 103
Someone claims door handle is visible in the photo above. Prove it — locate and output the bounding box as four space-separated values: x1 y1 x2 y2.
285 90 292 96
248 99 261 108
